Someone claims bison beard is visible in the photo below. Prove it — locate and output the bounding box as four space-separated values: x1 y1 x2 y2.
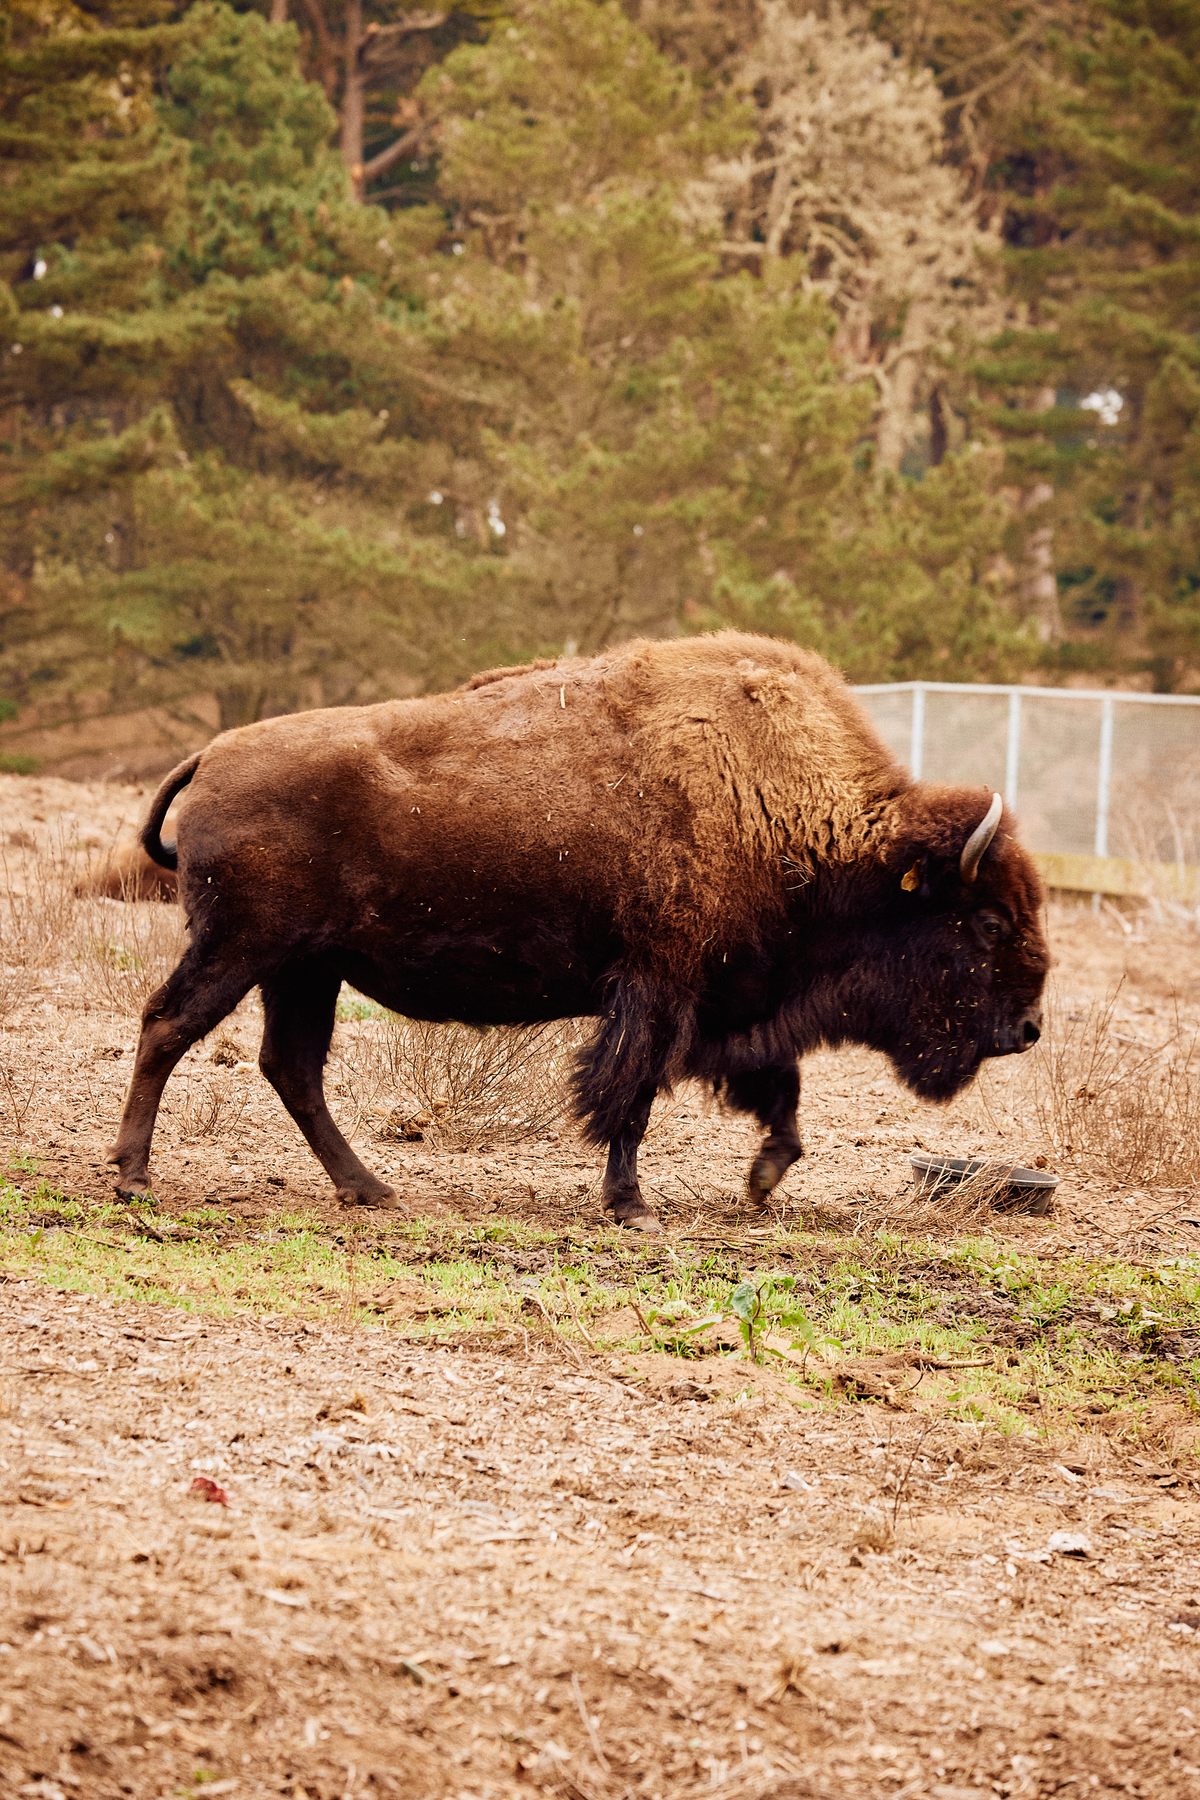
109 633 1048 1230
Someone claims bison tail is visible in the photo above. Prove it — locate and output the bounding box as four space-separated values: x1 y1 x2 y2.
141 752 202 871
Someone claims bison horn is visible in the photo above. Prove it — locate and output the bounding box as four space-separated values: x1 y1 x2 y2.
960 792 1003 884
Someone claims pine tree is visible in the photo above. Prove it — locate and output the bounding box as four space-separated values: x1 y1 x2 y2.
102 1 451 726
985 0 1200 688
0 0 190 708
872 0 1200 689
411 0 773 651
249 0 501 204
411 0 1028 675
4 2 481 730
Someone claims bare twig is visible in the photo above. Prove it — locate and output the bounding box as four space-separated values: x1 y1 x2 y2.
569 1672 612 1778
362 125 424 185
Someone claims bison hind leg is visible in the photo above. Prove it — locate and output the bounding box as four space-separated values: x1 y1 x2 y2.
110 937 259 1196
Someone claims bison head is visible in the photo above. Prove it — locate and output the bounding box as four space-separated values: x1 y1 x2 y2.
878 786 1049 1102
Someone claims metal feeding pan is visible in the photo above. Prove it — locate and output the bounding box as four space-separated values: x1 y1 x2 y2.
910 1152 1059 1216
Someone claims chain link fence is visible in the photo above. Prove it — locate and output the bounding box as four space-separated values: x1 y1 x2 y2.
854 681 1200 898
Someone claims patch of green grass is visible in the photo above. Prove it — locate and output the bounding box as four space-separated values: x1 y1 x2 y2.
392 1215 563 1255
89 940 145 973
948 1236 1200 1337
335 991 384 1023
1 1179 1198 1451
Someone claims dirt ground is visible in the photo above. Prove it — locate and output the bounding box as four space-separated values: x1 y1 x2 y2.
2 773 1200 1798
3 1278 1200 1800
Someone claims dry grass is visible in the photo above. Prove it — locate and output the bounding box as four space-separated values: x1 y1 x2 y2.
0 838 78 1019
72 893 186 1016
0 1061 38 1134
1033 990 1200 1188
2 832 186 1023
878 1159 1034 1233
1113 763 1200 926
334 1014 580 1152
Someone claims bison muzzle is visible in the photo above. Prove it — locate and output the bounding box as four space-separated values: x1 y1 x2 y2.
109 633 1049 1230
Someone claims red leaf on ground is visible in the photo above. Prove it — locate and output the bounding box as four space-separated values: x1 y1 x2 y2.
189 1475 230 1506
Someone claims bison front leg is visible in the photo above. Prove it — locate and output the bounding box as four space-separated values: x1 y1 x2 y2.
574 978 675 1233
600 1084 661 1233
724 1062 803 1208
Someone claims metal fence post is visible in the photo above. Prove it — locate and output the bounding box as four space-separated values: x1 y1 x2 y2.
1005 690 1022 807
1093 695 1115 908
910 684 925 780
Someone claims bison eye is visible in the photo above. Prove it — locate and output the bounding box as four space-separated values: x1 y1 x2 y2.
972 908 1009 947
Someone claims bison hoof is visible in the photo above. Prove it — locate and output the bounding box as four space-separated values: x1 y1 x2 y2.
335 1180 405 1211
747 1142 802 1207
606 1194 663 1234
110 1154 153 1199
114 1174 153 1201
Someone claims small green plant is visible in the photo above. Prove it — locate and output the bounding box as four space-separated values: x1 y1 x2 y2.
96 941 144 973
639 1294 724 1357
729 1275 842 1367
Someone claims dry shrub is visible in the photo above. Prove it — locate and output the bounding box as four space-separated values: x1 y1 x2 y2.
881 1161 1024 1232
0 839 78 1018
1034 991 1200 1187
0 961 22 1026
74 892 186 1016
0 1061 37 1133
172 1072 247 1142
1112 762 1200 927
335 1014 580 1151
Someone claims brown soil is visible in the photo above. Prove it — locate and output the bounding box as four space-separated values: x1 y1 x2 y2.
4 1280 1200 1800
3 774 1200 1797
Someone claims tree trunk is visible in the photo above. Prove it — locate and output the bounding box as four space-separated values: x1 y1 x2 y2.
298 0 338 99
1019 388 1062 645
929 385 948 467
876 299 931 474
341 0 365 198
269 0 288 23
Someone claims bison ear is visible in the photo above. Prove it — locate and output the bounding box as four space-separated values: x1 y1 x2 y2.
900 859 926 894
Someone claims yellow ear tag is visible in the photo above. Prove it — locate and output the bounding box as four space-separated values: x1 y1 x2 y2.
901 863 922 892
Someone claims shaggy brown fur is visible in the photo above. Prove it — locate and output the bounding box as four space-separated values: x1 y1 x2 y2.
109 633 1048 1228
76 843 179 903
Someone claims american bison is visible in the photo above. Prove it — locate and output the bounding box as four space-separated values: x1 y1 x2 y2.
110 633 1048 1228
76 842 179 903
